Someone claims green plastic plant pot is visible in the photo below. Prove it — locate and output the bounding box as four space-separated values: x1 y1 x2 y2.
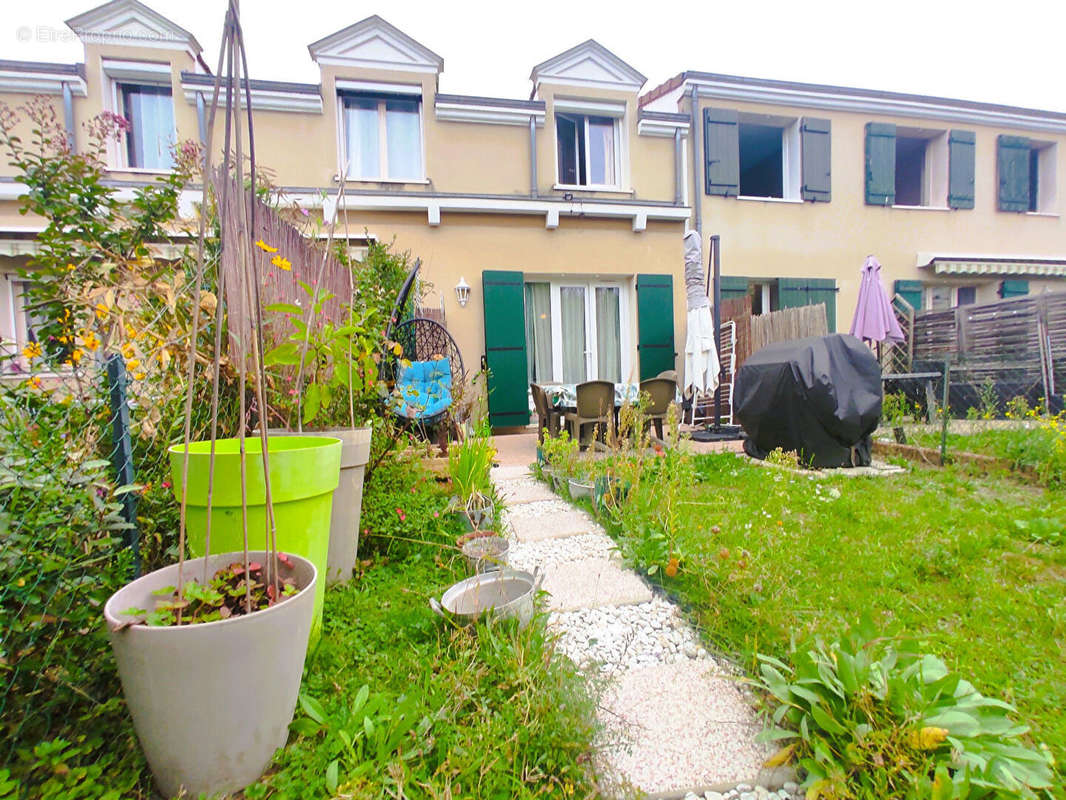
168 436 341 642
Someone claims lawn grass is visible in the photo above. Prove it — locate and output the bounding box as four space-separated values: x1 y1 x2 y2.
613 454 1066 772
247 553 599 800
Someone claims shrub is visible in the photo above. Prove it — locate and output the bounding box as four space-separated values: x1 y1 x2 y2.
756 619 1055 799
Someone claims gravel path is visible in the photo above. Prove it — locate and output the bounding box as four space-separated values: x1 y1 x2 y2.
491 469 796 798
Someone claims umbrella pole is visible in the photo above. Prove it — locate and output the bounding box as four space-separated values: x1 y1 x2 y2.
710 234 722 432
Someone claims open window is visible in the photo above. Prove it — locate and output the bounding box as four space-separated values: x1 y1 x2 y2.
738 117 800 200
894 128 948 207
555 113 619 188
340 91 424 181
1028 141 1057 213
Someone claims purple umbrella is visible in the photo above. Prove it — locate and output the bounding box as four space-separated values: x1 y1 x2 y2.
850 255 904 344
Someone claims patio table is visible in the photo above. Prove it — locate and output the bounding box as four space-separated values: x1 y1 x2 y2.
538 382 640 410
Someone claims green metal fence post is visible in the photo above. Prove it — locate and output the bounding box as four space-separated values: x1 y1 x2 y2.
106 353 140 577
939 358 951 467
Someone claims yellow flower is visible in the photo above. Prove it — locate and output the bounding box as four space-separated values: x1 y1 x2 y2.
271 255 292 272
126 359 140 370
21 341 42 361
121 342 136 359
65 263 76 272
908 726 949 751
80 331 100 352
125 324 139 340
65 349 83 366
94 303 109 320
392 343 403 356
133 371 145 380
25 376 43 390
255 239 278 254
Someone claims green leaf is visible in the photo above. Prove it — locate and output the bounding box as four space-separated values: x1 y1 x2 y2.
325 759 339 794
303 383 321 425
352 684 370 714
298 693 328 725
264 342 300 367
264 302 304 315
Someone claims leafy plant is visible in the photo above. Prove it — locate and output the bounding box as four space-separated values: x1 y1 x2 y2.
446 420 497 530
765 447 803 469
118 554 302 627
264 279 380 428
883 391 914 427
1011 517 1062 546
756 619 1055 798
540 430 580 476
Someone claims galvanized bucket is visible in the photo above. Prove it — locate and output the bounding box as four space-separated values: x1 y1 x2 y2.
430 567 542 628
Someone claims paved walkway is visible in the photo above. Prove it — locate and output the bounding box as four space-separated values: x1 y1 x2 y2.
490 434 794 799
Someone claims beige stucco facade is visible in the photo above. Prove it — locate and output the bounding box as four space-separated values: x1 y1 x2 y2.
2 0 1065 423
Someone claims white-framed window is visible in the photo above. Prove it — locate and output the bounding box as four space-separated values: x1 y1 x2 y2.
555 113 620 188
894 128 948 208
738 117 800 200
524 278 631 384
1028 141 1057 213
2 275 42 368
118 83 176 170
924 284 979 310
340 93 424 181
102 60 176 171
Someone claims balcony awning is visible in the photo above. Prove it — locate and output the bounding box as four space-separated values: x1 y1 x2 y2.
918 254 1066 278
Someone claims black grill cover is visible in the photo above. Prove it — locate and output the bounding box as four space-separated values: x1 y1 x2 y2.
733 334 882 468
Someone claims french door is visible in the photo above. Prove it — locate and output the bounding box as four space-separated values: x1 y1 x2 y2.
524 279 627 384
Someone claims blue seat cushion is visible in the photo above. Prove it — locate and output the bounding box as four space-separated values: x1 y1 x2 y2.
394 358 452 419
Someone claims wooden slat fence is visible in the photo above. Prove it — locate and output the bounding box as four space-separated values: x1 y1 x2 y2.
910 291 1066 408
749 303 828 354
213 170 352 355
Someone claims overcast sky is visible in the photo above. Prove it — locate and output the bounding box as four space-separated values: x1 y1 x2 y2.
5 0 1066 113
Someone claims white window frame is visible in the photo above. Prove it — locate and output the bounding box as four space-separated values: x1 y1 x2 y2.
533 277 631 383
552 100 625 191
338 92 426 183
1029 141 1058 214
736 114 801 201
101 60 176 172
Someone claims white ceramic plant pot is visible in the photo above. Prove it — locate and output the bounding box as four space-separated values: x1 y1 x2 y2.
104 551 317 799
268 426 372 582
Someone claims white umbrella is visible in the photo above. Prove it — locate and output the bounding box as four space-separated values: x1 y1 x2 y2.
682 231 720 395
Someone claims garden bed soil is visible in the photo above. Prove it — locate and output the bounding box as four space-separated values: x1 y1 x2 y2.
872 439 1037 480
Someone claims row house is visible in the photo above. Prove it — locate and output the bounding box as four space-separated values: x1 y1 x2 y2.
2 0 1064 427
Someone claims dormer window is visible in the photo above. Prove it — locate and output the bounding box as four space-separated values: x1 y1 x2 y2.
556 114 617 187
340 90 424 181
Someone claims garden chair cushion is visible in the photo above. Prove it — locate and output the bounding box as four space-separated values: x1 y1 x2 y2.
394 358 452 419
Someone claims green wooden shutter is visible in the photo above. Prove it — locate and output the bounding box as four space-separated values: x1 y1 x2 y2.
800 117 831 202
703 108 739 197
719 276 750 300
636 274 675 380
481 270 530 429
997 135 1031 212
778 277 837 332
948 130 975 209
864 122 896 206
893 279 923 313
999 279 1029 298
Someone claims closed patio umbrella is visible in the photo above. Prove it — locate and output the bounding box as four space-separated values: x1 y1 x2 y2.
850 255 904 344
682 231 720 394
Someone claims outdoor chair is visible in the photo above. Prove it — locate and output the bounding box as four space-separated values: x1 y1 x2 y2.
564 380 614 446
640 377 676 441
530 383 561 443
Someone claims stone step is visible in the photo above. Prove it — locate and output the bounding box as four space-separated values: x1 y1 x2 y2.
594 660 772 798
541 557 652 612
505 500 602 542
490 464 532 482
508 532 618 573
495 476 556 505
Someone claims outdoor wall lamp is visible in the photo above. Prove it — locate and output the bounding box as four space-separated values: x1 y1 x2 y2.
455 276 471 307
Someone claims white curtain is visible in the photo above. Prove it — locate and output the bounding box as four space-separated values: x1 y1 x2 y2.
588 117 615 185
560 286 587 382
124 85 174 170
524 282 553 383
595 286 621 382
385 99 421 179
345 99 379 178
